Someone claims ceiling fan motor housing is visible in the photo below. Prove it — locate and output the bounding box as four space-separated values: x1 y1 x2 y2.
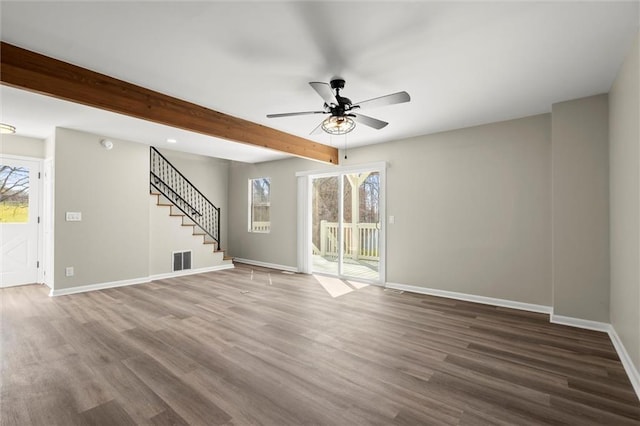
331 100 351 116
328 78 352 115
330 78 346 90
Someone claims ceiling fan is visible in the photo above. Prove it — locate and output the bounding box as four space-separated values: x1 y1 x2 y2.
266 78 410 135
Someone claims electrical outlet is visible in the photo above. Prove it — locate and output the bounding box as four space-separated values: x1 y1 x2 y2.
66 212 82 221
65 267 74 277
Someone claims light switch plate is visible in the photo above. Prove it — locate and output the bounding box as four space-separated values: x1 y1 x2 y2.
66 212 82 221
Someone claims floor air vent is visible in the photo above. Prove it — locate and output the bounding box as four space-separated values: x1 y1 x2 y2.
173 251 192 272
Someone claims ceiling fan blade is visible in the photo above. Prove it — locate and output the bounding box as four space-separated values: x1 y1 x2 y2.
310 120 325 135
309 82 338 106
351 113 388 130
266 110 325 118
353 91 410 110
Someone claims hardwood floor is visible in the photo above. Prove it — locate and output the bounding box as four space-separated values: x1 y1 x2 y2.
2 264 639 425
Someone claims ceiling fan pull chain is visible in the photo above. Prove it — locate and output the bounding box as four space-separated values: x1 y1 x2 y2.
344 133 348 160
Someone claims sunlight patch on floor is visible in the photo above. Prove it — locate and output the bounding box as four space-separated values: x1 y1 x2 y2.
313 275 369 298
313 275 353 298
347 280 369 290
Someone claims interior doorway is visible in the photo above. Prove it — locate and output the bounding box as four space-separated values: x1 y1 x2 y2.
0 156 42 288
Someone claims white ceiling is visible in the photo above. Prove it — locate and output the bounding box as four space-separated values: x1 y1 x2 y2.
1 1 638 163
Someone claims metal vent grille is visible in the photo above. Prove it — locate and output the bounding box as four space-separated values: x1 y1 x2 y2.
173 251 192 272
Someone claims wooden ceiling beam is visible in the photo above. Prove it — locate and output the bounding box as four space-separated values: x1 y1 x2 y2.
0 42 339 164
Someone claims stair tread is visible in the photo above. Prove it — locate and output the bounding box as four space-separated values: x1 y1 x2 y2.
152 189 220 256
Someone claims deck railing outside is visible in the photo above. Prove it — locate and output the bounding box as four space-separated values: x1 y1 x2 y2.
251 221 271 233
319 221 380 260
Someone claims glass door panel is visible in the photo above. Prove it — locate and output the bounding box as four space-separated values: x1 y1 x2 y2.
342 172 380 281
311 176 340 276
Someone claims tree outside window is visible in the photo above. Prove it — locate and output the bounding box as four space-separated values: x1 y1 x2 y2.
249 177 270 232
0 165 30 223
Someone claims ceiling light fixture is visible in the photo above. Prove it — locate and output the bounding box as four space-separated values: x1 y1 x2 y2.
0 123 16 134
166 138 177 143
321 116 355 135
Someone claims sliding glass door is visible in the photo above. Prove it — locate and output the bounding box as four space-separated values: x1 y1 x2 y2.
307 165 384 284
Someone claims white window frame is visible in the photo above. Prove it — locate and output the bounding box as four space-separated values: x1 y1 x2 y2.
248 177 271 233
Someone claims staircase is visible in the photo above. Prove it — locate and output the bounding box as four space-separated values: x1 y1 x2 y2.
149 147 232 267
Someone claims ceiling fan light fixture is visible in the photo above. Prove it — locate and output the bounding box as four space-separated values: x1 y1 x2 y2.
321 116 355 135
0 123 16 134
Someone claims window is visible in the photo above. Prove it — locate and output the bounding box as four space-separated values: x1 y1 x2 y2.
249 177 270 232
0 165 30 223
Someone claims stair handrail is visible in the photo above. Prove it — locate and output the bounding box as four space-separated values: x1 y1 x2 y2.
150 146 221 248
151 177 202 217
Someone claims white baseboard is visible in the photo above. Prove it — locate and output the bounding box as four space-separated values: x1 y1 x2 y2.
49 276 150 297
549 313 611 332
232 258 298 273
609 327 640 399
385 282 552 314
50 263 235 297
150 263 234 281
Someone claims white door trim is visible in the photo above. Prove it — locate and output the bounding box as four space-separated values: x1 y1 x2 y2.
42 158 54 288
296 176 312 274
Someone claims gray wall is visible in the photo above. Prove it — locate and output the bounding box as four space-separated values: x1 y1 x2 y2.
52 129 229 289
342 114 552 305
610 32 640 371
228 157 319 268
551 95 610 322
228 115 552 306
0 134 45 158
54 128 149 289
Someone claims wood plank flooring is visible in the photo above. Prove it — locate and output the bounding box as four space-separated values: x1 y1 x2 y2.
1 264 639 425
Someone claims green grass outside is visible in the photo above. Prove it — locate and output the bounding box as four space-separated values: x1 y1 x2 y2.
0 204 28 223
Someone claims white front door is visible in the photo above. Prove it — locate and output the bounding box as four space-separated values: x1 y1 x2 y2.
0 157 41 287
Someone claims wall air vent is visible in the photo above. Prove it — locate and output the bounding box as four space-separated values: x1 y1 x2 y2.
173 251 192 272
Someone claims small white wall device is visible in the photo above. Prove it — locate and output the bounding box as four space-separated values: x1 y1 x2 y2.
100 139 114 150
